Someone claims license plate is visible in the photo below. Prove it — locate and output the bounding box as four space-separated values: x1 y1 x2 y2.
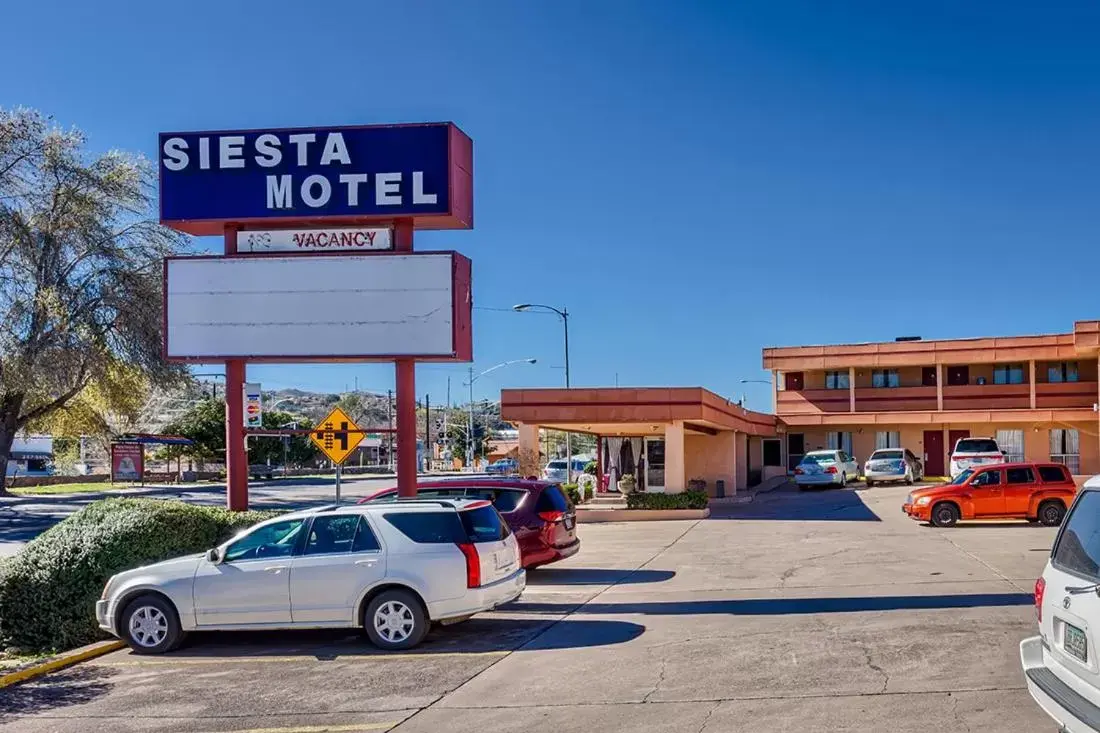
564 515 575 530
1064 622 1089 663
494 551 513 571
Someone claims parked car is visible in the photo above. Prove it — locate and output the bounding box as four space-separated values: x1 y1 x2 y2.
902 462 1076 527
97 499 525 654
1020 474 1100 731
864 448 923 487
248 464 281 480
359 478 580 569
793 449 861 489
486 458 518 475
542 458 588 483
949 436 1005 479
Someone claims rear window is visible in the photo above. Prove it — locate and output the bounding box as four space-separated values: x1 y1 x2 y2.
871 450 903 460
463 488 527 513
547 461 567 469
383 511 463 544
1005 467 1035 484
536 485 570 512
801 454 836 464
459 505 510 542
1039 466 1070 483
954 439 999 454
1052 491 1100 581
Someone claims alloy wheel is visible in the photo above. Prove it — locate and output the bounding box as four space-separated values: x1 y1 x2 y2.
373 600 416 643
128 605 169 648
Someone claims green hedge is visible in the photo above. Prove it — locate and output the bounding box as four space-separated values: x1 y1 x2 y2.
626 490 709 510
0 498 275 653
561 483 582 506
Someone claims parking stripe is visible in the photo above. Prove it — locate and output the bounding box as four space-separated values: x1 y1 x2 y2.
193 724 396 733
97 650 508 666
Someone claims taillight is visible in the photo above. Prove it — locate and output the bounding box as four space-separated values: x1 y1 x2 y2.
457 542 481 588
539 510 565 523
794 467 804 475
1035 576 1046 623
825 466 838 474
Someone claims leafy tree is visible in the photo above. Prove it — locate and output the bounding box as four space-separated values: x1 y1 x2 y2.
0 108 186 493
249 410 317 467
161 399 318 468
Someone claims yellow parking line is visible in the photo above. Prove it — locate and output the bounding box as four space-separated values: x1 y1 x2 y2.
97 650 508 666
194 724 396 733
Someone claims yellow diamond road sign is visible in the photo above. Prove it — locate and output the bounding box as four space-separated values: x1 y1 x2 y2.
311 407 364 465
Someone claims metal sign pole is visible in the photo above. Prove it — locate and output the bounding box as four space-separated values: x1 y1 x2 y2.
335 463 342 505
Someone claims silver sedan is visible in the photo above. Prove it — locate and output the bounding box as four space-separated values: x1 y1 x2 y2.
863 448 923 487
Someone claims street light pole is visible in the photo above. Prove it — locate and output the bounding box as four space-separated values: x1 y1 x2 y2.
514 304 572 481
464 358 538 471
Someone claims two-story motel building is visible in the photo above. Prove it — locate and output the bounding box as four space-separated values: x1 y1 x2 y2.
503 321 1100 496
764 320 1100 478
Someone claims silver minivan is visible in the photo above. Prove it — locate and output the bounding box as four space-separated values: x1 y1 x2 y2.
1020 475 1100 731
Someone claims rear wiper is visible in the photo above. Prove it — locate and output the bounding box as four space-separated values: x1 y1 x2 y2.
1065 583 1100 596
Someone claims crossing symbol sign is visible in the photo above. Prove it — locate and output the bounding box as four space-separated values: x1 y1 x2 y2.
310 407 364 465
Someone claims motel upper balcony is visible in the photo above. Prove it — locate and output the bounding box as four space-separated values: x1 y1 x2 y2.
760 322 1100 418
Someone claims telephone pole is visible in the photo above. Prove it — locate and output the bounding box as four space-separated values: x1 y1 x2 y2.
387 388 394 471
425 394 431 472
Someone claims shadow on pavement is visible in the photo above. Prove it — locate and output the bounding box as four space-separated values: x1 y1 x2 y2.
0 665 115 719
710 488 882 522
150 617 644 659
506 592 1032 616
527 568 675 586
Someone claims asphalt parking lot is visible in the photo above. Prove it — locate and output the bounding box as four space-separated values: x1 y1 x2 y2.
0 481 1059 732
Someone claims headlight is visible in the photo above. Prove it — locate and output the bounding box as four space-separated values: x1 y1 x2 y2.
916 497 931 506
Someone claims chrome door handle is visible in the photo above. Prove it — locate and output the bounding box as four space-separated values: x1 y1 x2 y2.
355 559 379 566
264 566 286 573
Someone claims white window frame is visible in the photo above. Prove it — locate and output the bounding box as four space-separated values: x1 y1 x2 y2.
875 431 901 450
826 431 853 456
995 429 1024 463
1050 428 1080 475
994 363 1025 385
825 370 849 390
871 369 900 388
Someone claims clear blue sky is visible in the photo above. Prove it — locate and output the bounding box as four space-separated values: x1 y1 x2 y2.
5 1 1100 412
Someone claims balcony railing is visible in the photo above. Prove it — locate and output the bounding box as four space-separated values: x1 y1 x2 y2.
775 381 1098 415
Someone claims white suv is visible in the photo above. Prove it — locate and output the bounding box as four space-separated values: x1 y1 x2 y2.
97 499 525 654
949 436 1005 479
1021 475 1100 731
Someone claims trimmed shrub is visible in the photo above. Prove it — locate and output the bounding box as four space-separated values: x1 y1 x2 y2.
626 490 709 511
561 483 582 506
0 498 276 653
583 461 598 476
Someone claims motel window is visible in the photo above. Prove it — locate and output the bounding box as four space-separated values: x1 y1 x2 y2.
871 370 900 388
762 439 782 467
996 430 1024 463
875 431 901 450
993 364 1025 385
826 431 853 456
825 371 849 390
1048 362 1080 383
1050 429 1081 475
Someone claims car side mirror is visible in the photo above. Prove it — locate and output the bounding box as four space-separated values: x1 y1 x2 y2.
206 548 223 564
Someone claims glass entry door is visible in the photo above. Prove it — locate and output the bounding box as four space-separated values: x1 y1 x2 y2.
645 438 665 493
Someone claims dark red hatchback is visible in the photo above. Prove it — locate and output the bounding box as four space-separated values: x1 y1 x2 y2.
357 478 580 569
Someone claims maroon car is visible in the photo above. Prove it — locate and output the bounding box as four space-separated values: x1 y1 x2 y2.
357 478 580 569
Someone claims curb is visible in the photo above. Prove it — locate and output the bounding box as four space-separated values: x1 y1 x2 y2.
0 640 124 689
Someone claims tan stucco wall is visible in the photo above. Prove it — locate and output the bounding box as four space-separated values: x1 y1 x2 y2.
685 431 737 496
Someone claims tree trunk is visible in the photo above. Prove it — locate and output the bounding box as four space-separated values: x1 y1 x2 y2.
0 393 25 497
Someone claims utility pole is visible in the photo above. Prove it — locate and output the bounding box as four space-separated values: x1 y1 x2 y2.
387 388 394 471
444 376 450 460
425 393 431 472
467 365 475 470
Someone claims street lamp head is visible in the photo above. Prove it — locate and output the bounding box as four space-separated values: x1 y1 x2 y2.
512 304 531 312
526 358 537 364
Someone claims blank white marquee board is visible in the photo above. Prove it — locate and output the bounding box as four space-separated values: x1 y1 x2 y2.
164 253 463 360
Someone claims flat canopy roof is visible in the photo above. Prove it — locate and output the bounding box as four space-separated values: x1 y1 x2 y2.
501 387 777 437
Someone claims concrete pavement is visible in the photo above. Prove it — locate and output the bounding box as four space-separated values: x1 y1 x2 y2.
0 482 1059 732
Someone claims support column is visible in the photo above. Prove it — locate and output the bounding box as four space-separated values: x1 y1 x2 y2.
936 364 944 412
394 220 418 498
517 423 540 477
223 225 249 511
772 371 779 413
849 367 856 413
1029 360 1037 409
664 421 686 493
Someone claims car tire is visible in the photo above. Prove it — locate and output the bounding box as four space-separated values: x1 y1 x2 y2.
120 593 184 655
839 473 847 488
364 589 429 650
1038 500 1067 527
905 470 914 486
930 502 960 528
865 479 874 488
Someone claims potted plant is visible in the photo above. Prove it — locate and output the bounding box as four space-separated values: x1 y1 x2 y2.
618 473 637 495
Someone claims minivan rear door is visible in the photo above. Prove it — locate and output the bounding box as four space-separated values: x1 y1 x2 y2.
1042 490 1100 701
458 503 519 585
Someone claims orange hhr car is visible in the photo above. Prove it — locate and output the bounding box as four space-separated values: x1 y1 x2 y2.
902 462 1076 528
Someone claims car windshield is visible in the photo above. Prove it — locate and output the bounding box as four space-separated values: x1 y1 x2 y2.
801 454 837 464
955 439 999 454
871 450 904 460
949 469 974 485
547 461 567 469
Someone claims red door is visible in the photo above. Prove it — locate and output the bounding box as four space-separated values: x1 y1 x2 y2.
923 430 945 477
922 367 938 386
785 372 804 391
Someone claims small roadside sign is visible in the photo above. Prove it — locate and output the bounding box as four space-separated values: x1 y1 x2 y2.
311 407 364 465
244 383 263 428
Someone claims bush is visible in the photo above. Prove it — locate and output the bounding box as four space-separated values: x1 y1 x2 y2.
561 483 582 506
583 461 598 476
626 490 709 511
0 498 276 653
